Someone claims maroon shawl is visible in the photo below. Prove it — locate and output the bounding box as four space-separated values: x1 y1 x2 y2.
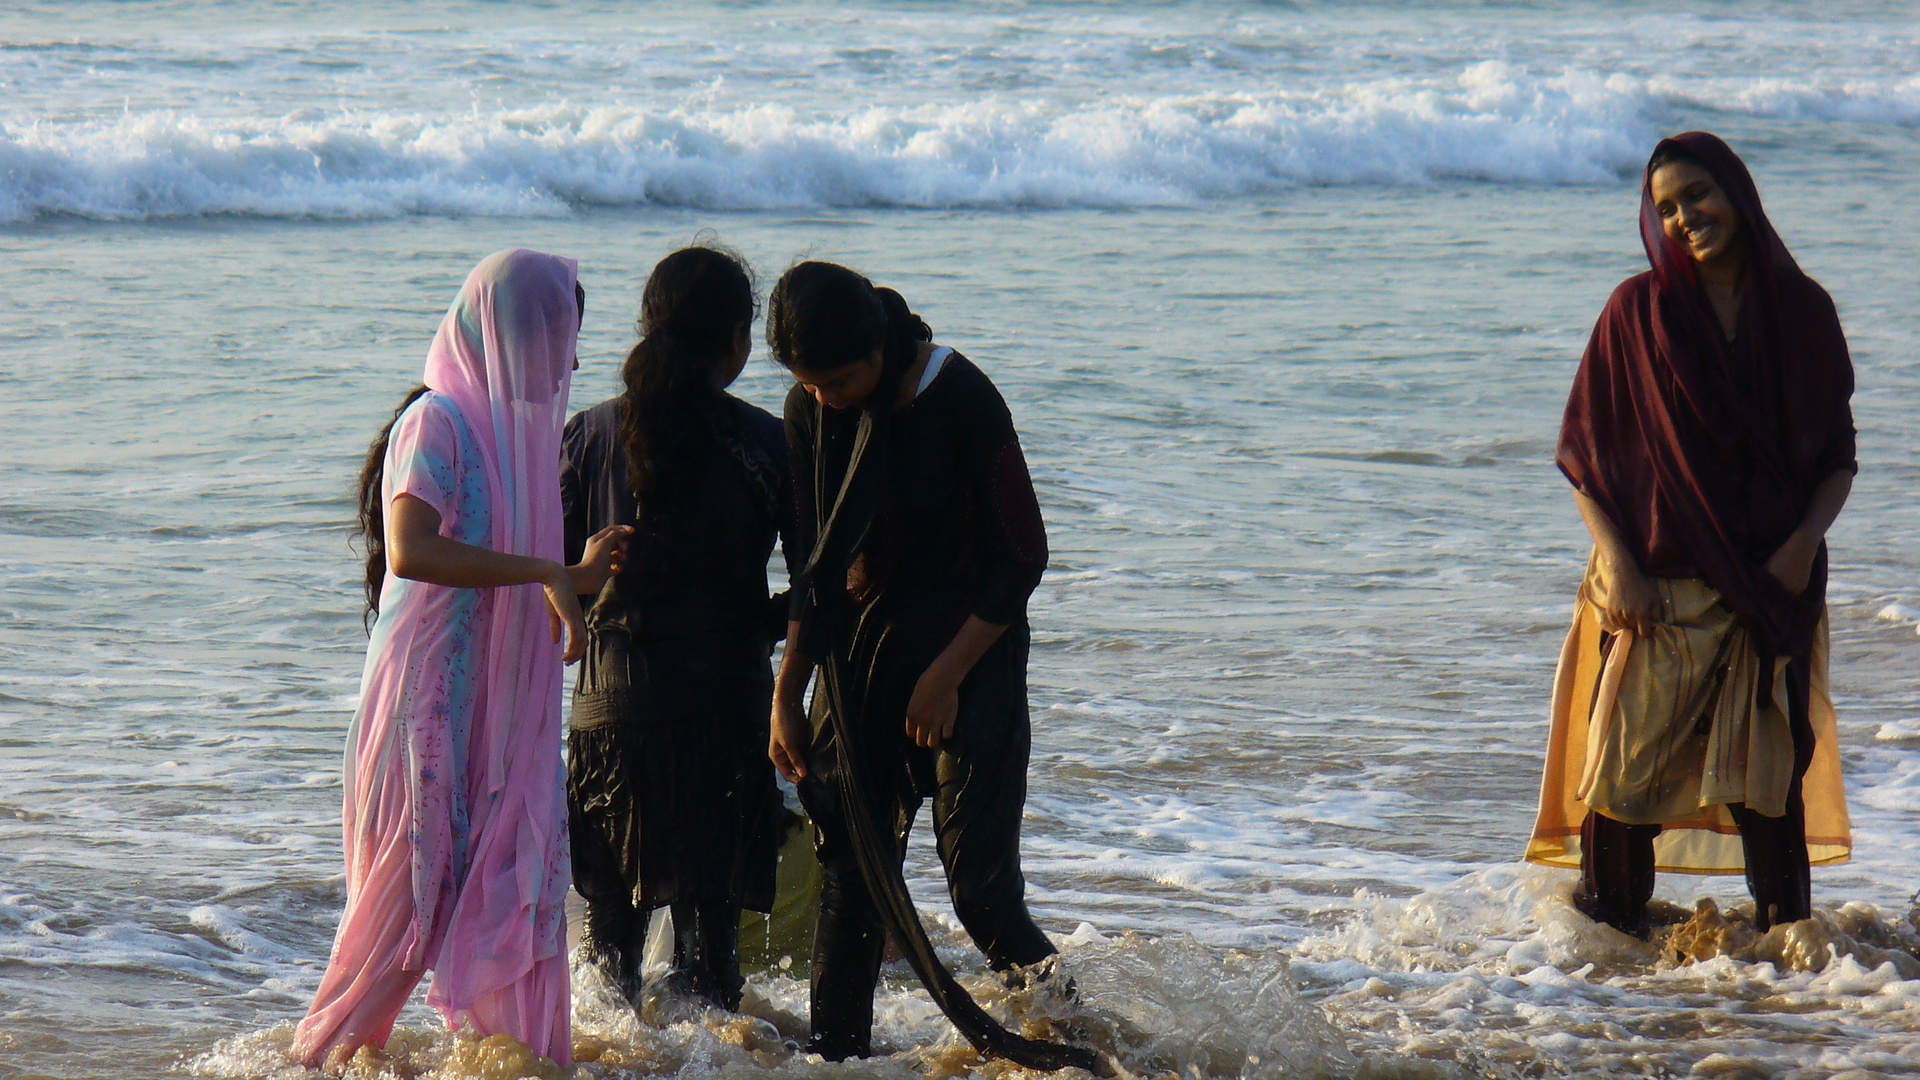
1557 131 1856 668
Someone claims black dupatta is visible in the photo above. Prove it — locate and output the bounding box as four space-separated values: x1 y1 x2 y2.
793 355 1098 1074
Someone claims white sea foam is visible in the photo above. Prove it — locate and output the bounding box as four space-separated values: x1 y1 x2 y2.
1873 719 1920 742
1874 602 1920 625
8 0 1920 223
1857 755 1920 813
2 63 1917 222
1296 865 1920 1077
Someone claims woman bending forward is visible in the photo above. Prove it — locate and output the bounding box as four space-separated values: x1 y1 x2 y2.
766 262 1057 1060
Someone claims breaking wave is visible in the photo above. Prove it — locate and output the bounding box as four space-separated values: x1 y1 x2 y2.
4 64 1917 222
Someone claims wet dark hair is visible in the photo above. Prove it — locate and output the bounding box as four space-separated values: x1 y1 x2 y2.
354 384 431 627
766 260 929 383
354 283 588 628
620 244 757 513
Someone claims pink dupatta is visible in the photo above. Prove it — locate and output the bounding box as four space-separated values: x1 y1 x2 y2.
417 249 579 1032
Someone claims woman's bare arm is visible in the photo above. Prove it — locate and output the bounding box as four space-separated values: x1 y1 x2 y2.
1573 490 1661 635
386 493 598 662
770 621 815 782
1765 468 1853 595
905 616 1008 749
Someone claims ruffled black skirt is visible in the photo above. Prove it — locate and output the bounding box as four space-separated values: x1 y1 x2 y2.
567 621 782 914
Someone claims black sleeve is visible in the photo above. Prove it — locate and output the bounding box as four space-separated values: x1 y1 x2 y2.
1807 283 1858 479
955 362 1048 625
560 410 591 571
783 385 821 652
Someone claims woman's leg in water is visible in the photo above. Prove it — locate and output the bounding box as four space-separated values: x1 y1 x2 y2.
669 899 745 1010
1730 658 1817 931
930 626 1053 970
798 628 1049 1057
568 725 647 996
460 951 572 1063
1574 811 1661 937
798 769 888 1060
294 740 427 1069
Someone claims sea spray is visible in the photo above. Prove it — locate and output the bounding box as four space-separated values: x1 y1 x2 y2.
1658 895 1920 978
952 931 1356 1080
1297 864 1920 1077
189 930 1361 1080
1298 863 1655 978
0 84 1650 223
3 63 1917 223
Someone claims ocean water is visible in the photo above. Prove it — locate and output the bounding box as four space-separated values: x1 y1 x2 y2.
3 2 1919 1078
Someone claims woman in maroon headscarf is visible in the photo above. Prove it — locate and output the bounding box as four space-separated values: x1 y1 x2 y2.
1525 132 1856 937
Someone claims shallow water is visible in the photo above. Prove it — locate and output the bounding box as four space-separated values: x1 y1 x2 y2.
4 3 1920 1078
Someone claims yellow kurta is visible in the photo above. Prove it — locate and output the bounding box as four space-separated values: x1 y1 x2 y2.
1525 556 1850 874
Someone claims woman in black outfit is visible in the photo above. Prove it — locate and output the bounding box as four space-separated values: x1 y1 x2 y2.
561 246 795 1010
767 262 1081 1067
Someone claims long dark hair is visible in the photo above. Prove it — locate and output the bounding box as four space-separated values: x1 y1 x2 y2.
766 261 932 588
354 384 431 626
619 245 757 514
765 260 929 380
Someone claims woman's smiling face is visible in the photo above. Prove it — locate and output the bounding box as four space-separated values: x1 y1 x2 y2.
1651 160 1744 268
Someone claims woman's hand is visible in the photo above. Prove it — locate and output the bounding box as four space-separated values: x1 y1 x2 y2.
541 563 588 664
903 616 1007 749
770 624 814 782
1598 560 1663 637
905 665 961 749
769 696 811 783
571 524 633 596
386 495 592 664
1573 490 1661 636
1765 532 1818 596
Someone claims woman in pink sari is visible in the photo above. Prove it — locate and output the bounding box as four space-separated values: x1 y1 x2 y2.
295 249 630 1071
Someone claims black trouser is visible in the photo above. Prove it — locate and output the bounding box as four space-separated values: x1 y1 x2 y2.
567 620 778 1012
573 878 744 1009
799 626 1053 1060
569 759 650 996
1576 656 1816 936
569 713 759 1011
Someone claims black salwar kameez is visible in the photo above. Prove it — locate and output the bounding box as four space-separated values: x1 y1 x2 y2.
560 394 796 1007
785 352 1058 1060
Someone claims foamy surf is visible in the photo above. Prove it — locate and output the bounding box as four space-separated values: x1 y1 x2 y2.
183 874 1920 1080
3 64 1918 222
187 928 1355 1080
1298 864 1920 1078
0 86 1639 223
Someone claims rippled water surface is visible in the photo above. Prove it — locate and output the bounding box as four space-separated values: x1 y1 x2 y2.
3 3 1919 1078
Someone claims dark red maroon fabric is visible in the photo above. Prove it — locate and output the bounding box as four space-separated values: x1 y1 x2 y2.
1557 131 1856 667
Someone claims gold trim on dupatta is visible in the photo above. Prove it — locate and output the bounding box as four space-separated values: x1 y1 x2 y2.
1526 554 1850 874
